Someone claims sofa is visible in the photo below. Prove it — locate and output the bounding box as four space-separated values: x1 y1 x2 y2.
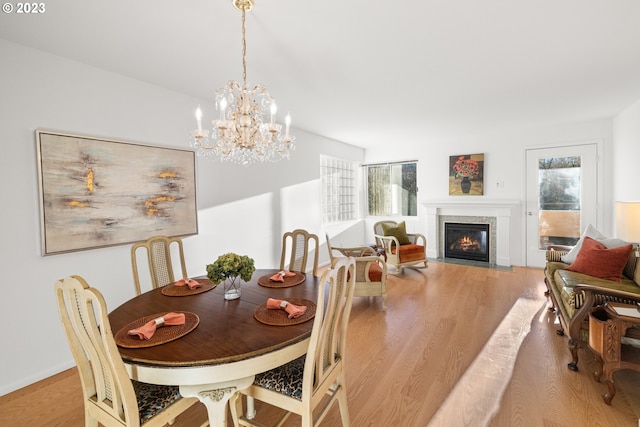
544 227 640 371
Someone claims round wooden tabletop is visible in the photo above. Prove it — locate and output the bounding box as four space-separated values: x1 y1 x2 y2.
109 269 319 368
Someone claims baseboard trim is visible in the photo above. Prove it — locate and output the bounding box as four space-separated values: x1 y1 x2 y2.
0 360 75 397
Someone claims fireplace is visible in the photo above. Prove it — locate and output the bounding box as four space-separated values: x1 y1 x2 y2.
444 222 490 263
424 200 518 266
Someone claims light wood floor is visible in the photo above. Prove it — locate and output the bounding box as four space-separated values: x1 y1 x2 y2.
2 261 640 426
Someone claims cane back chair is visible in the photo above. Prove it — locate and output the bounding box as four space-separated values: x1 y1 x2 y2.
230 256 356 427
131 235 188 295
280 229 320 275
54 275 201 427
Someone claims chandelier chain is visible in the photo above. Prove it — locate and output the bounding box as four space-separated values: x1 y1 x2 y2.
241 7 247 86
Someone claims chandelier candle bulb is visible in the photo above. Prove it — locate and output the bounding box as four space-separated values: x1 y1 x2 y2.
219 98 227 120
195 106 203 133
270 102 277 125
285 114 291 137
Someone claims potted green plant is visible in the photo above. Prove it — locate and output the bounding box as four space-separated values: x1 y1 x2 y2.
206 252 255 300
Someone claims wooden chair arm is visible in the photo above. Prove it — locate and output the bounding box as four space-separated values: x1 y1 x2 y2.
353 255 387 282
329 244 387 282
374 234 400 250
331 246 377 258
407 233 426 246
547 244 574 252
575 284 640 302
545 245 572 262
375 233 426 248
570 284 640 342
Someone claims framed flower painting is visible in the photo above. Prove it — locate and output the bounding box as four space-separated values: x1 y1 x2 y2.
449 153 484 195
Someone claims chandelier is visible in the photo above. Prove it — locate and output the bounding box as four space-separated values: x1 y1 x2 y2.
191 0 295 165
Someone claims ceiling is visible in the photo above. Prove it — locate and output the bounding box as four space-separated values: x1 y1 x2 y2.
2 0 640 149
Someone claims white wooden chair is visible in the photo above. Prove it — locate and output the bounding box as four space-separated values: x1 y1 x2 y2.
131 235 188 295
54 275 203 427
326 233 388 311
229 256 356 427
373 220 427 273
280 229 319 275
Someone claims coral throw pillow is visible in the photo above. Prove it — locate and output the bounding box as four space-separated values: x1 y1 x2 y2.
565 237 633 282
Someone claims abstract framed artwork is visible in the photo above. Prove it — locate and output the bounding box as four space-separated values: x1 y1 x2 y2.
449 153 484 196
36 130 198 255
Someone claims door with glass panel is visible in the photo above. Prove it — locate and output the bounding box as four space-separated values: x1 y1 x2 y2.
525 144 598 267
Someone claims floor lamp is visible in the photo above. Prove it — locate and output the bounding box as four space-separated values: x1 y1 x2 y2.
616 201 640 257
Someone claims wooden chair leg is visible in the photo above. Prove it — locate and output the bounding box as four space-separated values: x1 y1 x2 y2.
567 338 580 371
603 379 616 405
592 354 603 382
336 383 351 427
229 392 243 427
85 413 99 427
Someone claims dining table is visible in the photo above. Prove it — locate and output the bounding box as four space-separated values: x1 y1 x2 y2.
108 269 320 427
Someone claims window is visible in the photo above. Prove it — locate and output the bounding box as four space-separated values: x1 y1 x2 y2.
537 156 581 248
366 161 418 216
320 156 358 223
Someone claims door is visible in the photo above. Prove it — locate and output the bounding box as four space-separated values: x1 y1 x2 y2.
525 144 598 267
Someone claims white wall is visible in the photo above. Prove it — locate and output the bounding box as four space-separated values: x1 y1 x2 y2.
365 118 615 265
0 39 364 396
613 99 640 206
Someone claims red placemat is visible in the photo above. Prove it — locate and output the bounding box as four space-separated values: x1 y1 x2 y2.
115 312 199 348
161 278 216 296
253 298 316 326
257 271 306 288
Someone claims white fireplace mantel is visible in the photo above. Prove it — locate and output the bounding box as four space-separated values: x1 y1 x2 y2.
422 200 520 266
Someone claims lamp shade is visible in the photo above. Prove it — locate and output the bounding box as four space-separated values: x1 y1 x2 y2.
616 201 640 243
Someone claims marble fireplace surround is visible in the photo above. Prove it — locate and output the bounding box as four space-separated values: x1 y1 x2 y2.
422 200 519 267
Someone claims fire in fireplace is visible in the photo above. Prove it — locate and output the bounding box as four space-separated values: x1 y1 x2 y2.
444 222 490 263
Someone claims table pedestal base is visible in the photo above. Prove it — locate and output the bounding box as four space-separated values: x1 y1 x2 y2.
180 376 254 427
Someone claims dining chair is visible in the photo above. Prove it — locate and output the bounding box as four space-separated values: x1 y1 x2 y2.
326 233 388 311
54 275 203 427
230 256 356 427
131 235 188 295
280 229 319 275
373 220 428 273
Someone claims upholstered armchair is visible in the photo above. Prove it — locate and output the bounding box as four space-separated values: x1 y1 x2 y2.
326 234 388 311
374 220 427 273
